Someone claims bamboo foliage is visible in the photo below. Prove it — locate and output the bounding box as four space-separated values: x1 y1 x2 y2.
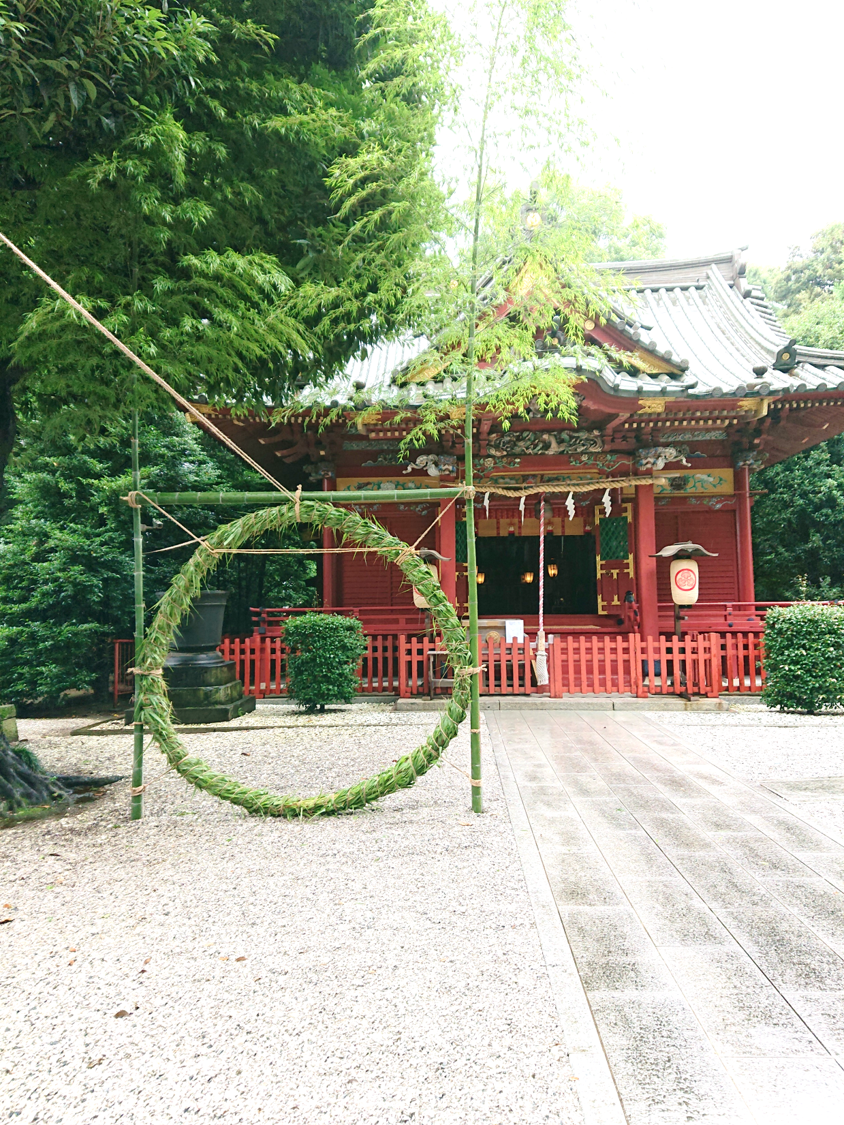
136 500 472 818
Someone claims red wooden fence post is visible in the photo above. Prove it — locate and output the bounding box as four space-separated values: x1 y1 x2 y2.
398 634 408 698
632 635 647 697
709 633 722 697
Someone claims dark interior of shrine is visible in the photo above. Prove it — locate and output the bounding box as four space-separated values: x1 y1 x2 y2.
476 534 598 617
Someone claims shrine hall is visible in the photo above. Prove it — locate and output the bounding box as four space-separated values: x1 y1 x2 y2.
195 250 844 697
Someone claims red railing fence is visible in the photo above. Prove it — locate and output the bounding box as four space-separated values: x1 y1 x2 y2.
112 638 135 707
112 627 769 703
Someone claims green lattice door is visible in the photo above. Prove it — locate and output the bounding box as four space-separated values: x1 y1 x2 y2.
595 503 633 615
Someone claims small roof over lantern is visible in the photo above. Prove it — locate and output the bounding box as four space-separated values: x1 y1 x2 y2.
650 541 718 559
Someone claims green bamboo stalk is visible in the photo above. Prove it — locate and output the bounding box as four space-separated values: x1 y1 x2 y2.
130 408 145 820
139 488 466 507
464 399 482 814
459 7 504 817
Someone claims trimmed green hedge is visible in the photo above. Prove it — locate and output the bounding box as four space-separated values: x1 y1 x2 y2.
763 604 844 713
283 613 368 712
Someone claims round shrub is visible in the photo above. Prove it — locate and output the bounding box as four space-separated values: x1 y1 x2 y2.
283 613 368 712
762 603 844 713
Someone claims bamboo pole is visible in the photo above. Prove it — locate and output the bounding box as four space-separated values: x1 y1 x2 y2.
130 408 145 821
136 488 467 507
464 408 483 814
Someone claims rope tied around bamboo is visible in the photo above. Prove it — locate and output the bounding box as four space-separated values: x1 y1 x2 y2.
137 499 474 818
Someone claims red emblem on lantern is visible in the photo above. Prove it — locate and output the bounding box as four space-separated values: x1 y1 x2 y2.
674 567 697 592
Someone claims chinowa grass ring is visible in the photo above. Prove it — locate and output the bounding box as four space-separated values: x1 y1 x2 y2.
134 500 472 818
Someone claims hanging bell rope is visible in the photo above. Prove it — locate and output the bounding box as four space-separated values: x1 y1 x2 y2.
535 492 549 689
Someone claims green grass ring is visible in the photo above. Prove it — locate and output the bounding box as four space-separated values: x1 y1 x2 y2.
135 500 473 818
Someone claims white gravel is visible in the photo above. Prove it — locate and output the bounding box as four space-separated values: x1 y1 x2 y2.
655 705 844 839
1 705 584 1125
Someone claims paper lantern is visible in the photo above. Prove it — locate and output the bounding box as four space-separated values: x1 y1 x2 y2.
669 558 699 605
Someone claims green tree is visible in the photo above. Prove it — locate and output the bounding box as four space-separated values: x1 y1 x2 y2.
748 223 844 351
749 224 844 597
752 436 844 602
0 0 447 486
560 183 666 262
781 286 844 352
0 412 316 707
768 223 844 313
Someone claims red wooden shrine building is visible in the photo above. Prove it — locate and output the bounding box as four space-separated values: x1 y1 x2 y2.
182 250 844 699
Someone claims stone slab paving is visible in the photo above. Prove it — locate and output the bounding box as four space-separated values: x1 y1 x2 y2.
487 709 844 1125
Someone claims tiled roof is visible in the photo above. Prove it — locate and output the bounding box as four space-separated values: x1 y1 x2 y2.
596 254 844 398
295 335 430 406
343 336 431 392
328 252 844 403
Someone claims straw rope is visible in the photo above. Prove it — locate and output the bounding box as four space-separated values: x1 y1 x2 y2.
477 475 665 497
135 500 473 818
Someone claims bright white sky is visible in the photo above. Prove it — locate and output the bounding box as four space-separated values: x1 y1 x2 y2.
574 0 844 266
440 0 844 269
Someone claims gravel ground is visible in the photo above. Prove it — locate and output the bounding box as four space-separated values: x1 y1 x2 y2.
656 705 844 839
1 705 584 1125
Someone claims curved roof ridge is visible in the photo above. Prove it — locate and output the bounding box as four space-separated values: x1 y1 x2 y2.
705 266 788 355
595 249 745 289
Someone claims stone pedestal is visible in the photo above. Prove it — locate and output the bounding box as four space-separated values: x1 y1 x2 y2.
0 703 19 743
126 590 256 725
161 657 256 724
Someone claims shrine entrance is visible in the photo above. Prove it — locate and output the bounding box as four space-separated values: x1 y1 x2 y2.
475 533 598 617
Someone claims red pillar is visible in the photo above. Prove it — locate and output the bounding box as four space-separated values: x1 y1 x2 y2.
634 482 659 640
322 477 337 608
735 465 756 605
437 498 457 606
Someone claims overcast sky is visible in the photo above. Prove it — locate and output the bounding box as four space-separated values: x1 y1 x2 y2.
574 0 842 266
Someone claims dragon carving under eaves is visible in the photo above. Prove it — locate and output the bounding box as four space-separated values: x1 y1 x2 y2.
401 453 458 477
635 445 691 470
733 450 768 471
487 429 604 457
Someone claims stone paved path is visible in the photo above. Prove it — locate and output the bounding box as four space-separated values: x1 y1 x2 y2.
487 709 844 1125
